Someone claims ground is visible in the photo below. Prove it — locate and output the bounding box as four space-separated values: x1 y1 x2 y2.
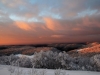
0 65 100 75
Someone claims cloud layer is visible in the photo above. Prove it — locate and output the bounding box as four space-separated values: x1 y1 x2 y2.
0 0 100 45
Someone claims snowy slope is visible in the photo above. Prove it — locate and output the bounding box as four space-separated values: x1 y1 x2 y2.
77 44 100 54
0 65 100 75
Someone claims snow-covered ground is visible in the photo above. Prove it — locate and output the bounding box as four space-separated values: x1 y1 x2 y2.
0 65 100 75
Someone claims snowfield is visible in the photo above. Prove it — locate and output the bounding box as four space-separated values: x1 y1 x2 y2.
0 65 100 75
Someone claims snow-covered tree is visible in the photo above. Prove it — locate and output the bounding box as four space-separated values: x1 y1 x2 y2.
90 54 100 71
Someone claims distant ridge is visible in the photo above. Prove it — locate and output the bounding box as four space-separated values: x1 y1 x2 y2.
78 42 100 54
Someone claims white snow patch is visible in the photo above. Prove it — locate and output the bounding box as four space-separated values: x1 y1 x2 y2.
15 54 34 59
77 49 84 52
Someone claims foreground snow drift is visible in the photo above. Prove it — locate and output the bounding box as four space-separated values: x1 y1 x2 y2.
0 65 100 75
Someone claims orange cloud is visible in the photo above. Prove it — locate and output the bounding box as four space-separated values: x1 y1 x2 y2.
51 35 65 38
15 21 31 30
44 18 64 31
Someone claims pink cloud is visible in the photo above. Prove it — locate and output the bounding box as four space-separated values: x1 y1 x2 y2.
15 21 32 31
44 17 65 31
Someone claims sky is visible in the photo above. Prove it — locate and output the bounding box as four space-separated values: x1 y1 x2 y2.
0 0 100 45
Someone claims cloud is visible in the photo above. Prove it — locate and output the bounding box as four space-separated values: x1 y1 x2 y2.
51 35 66 38
1 0 24 7
14 21 32 30
44 17 65 31
77 9 98 18
0 0 100 45
1 0 100 21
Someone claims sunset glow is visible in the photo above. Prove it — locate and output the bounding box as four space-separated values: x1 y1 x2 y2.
0 0 100 45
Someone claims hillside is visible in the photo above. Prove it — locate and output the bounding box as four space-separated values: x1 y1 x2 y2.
67 42 100 57
78 44 100 54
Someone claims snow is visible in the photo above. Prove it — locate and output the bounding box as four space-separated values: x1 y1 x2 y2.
77 49 83 51
15 54 34 58
0 65 100 75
